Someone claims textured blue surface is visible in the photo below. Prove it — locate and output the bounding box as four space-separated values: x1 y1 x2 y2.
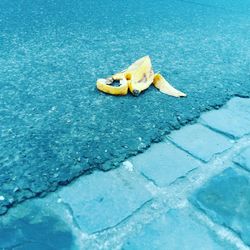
233 146 250 171
191 167 250 246
0 0 250 213
200 97 250 138
167 124 233 162
122 208 235 250
0 207 74 249
0 97 249 249
132 141 201 186
58 168 152 234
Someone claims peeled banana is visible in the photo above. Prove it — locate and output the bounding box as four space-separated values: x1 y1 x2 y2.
96 56 186 97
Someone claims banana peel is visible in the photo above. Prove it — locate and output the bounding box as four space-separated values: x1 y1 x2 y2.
126 56 155 96
153 73 187 98
96 56 186 97
96 77 128 96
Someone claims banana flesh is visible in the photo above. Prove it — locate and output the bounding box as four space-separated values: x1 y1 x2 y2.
96 56 186 97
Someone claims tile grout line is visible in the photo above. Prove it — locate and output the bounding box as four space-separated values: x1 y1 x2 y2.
88 135 250 249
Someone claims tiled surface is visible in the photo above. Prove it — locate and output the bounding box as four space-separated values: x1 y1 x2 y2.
167 124 233 162
0 195 77 250
233 146 250 171
190 167 250 246
200 97 250 138
1 97 250 250
122 208 235 250
58 168 152 234
131 141 202 187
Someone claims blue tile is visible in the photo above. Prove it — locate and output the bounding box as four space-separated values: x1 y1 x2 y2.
132 141 201 187
233 146 250 171
226 97 250 116
191 167 250 246
122 208 235 250
167 124 233 162
0 207 74 250
59 169 152 234
200 97 250 138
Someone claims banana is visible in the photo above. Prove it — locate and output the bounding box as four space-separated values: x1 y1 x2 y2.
153 73 186 97
125 56 154 96
96 56 187 98
96 56 153 96
96 77 128 96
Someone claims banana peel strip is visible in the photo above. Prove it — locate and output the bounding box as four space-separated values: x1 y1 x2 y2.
153 73 187 97
96 77 128 96
96 56 186 97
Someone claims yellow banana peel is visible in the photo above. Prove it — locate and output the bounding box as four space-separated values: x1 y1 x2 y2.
96 56 186 97
153 73 187 97
96 77 128 96
126 56 154 96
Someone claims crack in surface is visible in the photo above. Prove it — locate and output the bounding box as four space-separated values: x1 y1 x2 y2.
166 136 207 163
85 199 153 235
